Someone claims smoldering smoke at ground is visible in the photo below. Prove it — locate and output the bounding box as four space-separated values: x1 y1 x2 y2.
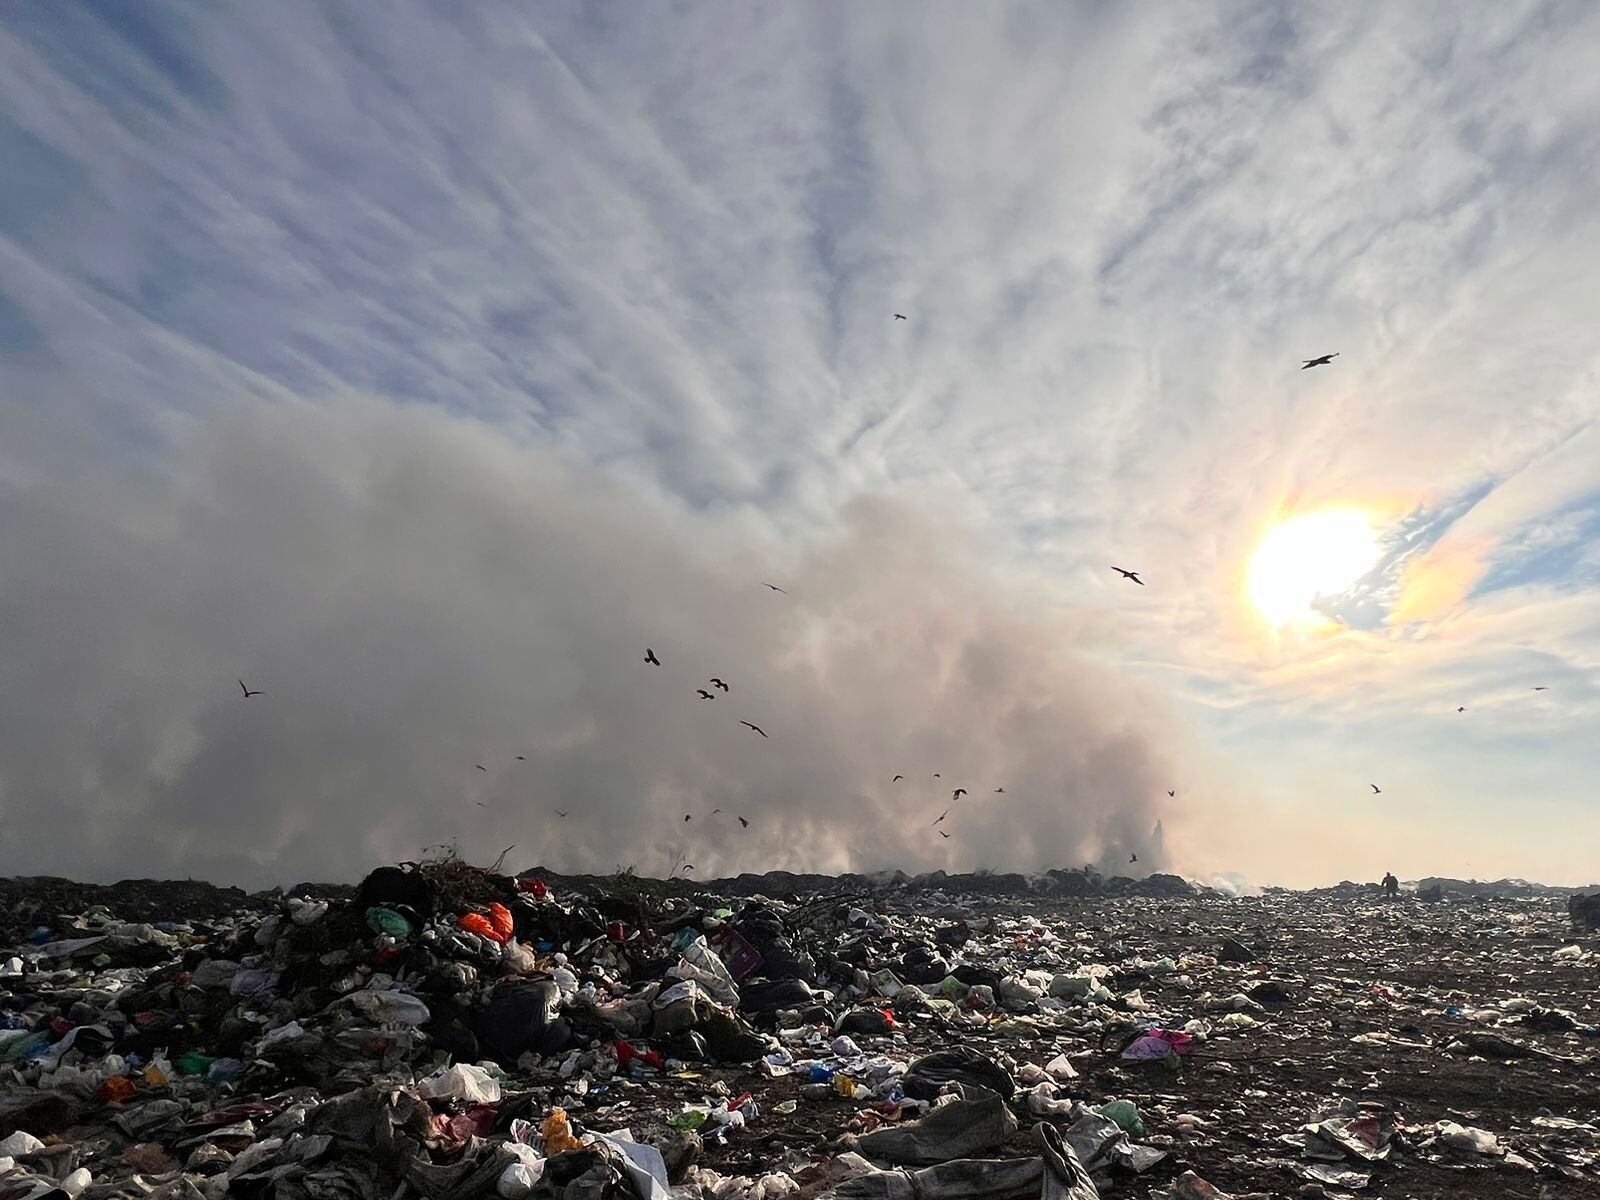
0 397 1187 888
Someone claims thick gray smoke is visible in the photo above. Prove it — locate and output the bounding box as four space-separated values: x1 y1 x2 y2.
0 398 1183 887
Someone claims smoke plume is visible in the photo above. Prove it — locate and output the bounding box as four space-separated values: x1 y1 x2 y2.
0 397 1184 887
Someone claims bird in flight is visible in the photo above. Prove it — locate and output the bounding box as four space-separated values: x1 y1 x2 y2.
475 800 487 808
1370 784 1382 794
1130 853 1139 863
684 814 692 822
475 764 487 772
762 583 787 594
1457 706 1467 713
933 773 941 778
738 816 749 828
932 810 948 826
1168 789 1176 797
1532 686 1549 691
1301 353 1339 369
740 721 769 738
938 830 950 839
994 787 1004 794
893 774 904 782
711 808 722 814
710 678 729 692
1111 566 1144 586
238 679 264 698
697 689 715 700
555 810 568 818
952 788 967 799
645 648 661 666
516 755 526 760
894 313 907 321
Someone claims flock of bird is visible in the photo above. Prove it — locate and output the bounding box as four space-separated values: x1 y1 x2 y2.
230 326 1557 872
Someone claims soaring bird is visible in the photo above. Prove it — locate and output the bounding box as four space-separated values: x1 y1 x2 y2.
1301 353 1339 369
1168 790 1176 797
238 679 263 698
645 648 661 666
994 787 1004 794
1532 686 1549 691
762 583 787 594
894 313 907 321
738 816 749 828
740 721 769 738
893 774 905 782
1130 853 1139 863
933 773 941 778
1111 566 1144 586
475 764 487 772
952 788 967 799
932 810 948 826
1457 706 1467 713
1370 784 1382 794
711 808 722 814
516 755 526 760
938 830 950 839
710 678 729 692
697 689 715 700
684 814 692 822
555 810 568 818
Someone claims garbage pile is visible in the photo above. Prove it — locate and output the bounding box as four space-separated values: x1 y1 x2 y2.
2 859 1598 1200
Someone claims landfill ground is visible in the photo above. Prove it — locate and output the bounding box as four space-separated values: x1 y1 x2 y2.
2 865 1597 1200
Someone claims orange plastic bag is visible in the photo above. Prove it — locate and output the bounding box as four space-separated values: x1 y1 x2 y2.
459 902 515 944
488 902 514 942
98 1076 138 1103
542 1107 585 1155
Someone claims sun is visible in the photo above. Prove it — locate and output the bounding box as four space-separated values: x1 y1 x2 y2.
1249 510 1381 629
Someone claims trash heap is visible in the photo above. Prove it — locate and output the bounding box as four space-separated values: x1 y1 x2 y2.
2 861 1597 1200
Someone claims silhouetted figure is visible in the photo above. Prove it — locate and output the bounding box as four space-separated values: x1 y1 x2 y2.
738 816 749 828
1130 853 1138 863
932 810 948 826
740 721 768 738
938 830 950 839
710 678 729 691
1112 566 1144 585
239 679 263 698
894 314 907 321
1301 353 1339 369
645 648 661 666
893 774 904 782
994 787 1004 793
697 689 715 700
762 583 787 594
1381 871 1400 896
1370 783 1382 794
952 788 967 799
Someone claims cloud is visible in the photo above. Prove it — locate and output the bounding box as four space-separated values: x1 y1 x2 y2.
0 396 1190 888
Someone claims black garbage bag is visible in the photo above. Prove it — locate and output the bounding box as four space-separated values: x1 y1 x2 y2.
951 963 1005 991
898 944 951 985
901 1046 1015 1100
476 978 571 1063
352 866 435 921
837 1007 895 1037
698 1008 772 1062
739 978 816 1015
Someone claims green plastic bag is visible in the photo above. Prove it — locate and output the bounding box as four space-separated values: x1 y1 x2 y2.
366 906 414 938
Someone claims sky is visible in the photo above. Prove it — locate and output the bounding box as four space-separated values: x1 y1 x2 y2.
1 2 1597 890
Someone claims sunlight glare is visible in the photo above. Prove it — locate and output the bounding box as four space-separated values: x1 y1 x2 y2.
1249 510 1380 629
